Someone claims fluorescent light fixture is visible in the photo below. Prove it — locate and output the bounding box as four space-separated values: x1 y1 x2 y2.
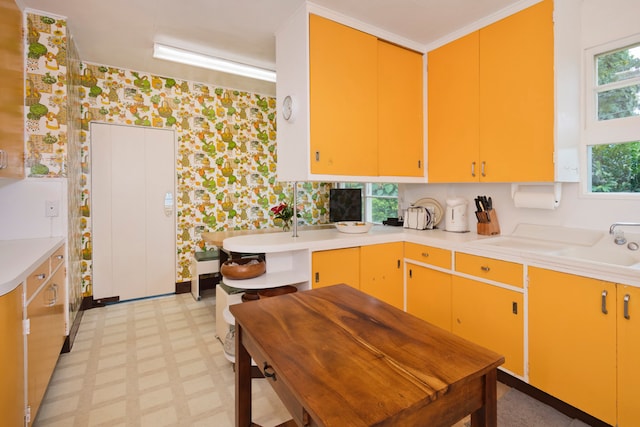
153 43 276 83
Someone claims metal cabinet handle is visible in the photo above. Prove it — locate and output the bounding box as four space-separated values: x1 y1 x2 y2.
263 362 277 381
421 252 429 258
480 266 490 272
481 161 486 177
314 272 319 283
397 259 400 269
56 254 64 260
36 273 46 280
46 284 58 307
315 151 320 162
624 294 631 320
0 150 7 169
409 269 413 279
471 162 476 177
601 290 608 314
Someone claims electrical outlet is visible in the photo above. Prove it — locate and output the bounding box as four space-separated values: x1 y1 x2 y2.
45 200 59 217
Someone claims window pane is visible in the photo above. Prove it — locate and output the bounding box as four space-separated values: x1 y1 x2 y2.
370 183 398 197
597 84 640 120
597 43 640 85
370 197 398 223
590 141 640 192
596 43 640 121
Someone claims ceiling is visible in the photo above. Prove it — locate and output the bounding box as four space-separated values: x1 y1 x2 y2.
17 0 525 94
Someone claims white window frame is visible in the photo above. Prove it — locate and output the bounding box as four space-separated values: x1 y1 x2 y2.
581 33 640 199
337 182 399 224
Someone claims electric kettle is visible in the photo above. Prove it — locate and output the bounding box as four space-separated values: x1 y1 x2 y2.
445 198 469 232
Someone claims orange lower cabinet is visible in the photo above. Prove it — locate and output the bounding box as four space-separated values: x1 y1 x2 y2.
360 242 403 309
528 267 616 426
618 284 640 427
406 264 452 332
311 247 360 290
452 276 524 377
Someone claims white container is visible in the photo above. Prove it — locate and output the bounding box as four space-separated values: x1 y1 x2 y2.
445 198 469 232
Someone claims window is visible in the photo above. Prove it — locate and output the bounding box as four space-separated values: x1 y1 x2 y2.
585 36 640 193
340 183 398 224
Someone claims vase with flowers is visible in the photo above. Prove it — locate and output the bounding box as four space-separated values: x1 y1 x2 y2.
270 201 295 231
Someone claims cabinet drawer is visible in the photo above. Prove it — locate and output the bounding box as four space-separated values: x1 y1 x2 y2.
50 244 65 272
26 259 49 301
455 253 523 287
404 242 451 269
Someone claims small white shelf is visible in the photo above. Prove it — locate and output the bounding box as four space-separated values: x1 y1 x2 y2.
222 269 308 290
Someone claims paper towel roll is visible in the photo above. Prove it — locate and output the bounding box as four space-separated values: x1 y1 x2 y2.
513 192 558 209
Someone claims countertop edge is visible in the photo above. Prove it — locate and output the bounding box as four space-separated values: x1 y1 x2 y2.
0 236 66 297
222 226 640 287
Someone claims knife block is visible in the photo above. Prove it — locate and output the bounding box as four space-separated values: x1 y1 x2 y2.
477 209 501 236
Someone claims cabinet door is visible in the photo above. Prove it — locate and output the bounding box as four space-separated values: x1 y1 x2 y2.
427 31 479 182
479 0 554 182
309 14 378 176
528 267 616 425
0 0 24 179
27 267 66 424
311 247 360 289
378 41 424 177
406 264 451 331
617 284 640 427
360 243 403 309
0 284 24 426
452 276 523 376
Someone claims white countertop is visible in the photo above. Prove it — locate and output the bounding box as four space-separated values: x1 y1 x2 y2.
0 237 65 296
223 225 640 287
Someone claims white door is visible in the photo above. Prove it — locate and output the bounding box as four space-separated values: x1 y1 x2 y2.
91 123 175 301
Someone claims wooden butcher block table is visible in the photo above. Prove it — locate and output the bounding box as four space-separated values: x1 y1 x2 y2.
231 284 504 427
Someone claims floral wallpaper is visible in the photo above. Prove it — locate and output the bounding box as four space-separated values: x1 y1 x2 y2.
24 11 331 295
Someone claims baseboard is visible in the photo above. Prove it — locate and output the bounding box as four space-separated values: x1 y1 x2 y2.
497 371 612 427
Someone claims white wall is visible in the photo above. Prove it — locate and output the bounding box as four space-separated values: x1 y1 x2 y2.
402 0 640 235
0 178 68 240
402 182 638 235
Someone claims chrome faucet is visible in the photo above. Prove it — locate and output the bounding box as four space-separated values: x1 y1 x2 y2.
609 222 640 245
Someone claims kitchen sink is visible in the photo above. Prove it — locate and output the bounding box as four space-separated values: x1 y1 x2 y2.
473 236 567 254
557 245 640 267
472 224 640 269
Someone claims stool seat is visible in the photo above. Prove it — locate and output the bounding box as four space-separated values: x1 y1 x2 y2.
191 251 220 301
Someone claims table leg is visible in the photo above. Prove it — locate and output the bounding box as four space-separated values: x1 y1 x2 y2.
235 323 252 427
470 368 497 427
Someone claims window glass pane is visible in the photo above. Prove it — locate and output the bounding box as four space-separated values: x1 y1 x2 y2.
590 141 640 192
338 182 398 223
370 183 398 197
597 44 640 85
370 196 398 223
596 43 640 121
597 84 640 120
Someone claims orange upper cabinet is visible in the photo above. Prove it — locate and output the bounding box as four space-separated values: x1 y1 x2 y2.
276 7 426 182
309 14 378 177
377 41 424 177
479 0 554 182
0 0 24 179
427 31 480 183
428 0 560 183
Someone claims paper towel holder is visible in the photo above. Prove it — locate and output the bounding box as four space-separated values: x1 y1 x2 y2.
511 183 562 208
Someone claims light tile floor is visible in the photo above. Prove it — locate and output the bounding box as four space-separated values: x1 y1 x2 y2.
34 290 290 427
34 290 585 427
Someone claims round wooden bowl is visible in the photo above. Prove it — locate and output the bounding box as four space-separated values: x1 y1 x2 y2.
220 258 266 280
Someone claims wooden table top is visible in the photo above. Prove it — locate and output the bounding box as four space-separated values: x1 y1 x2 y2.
230 284 504 426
